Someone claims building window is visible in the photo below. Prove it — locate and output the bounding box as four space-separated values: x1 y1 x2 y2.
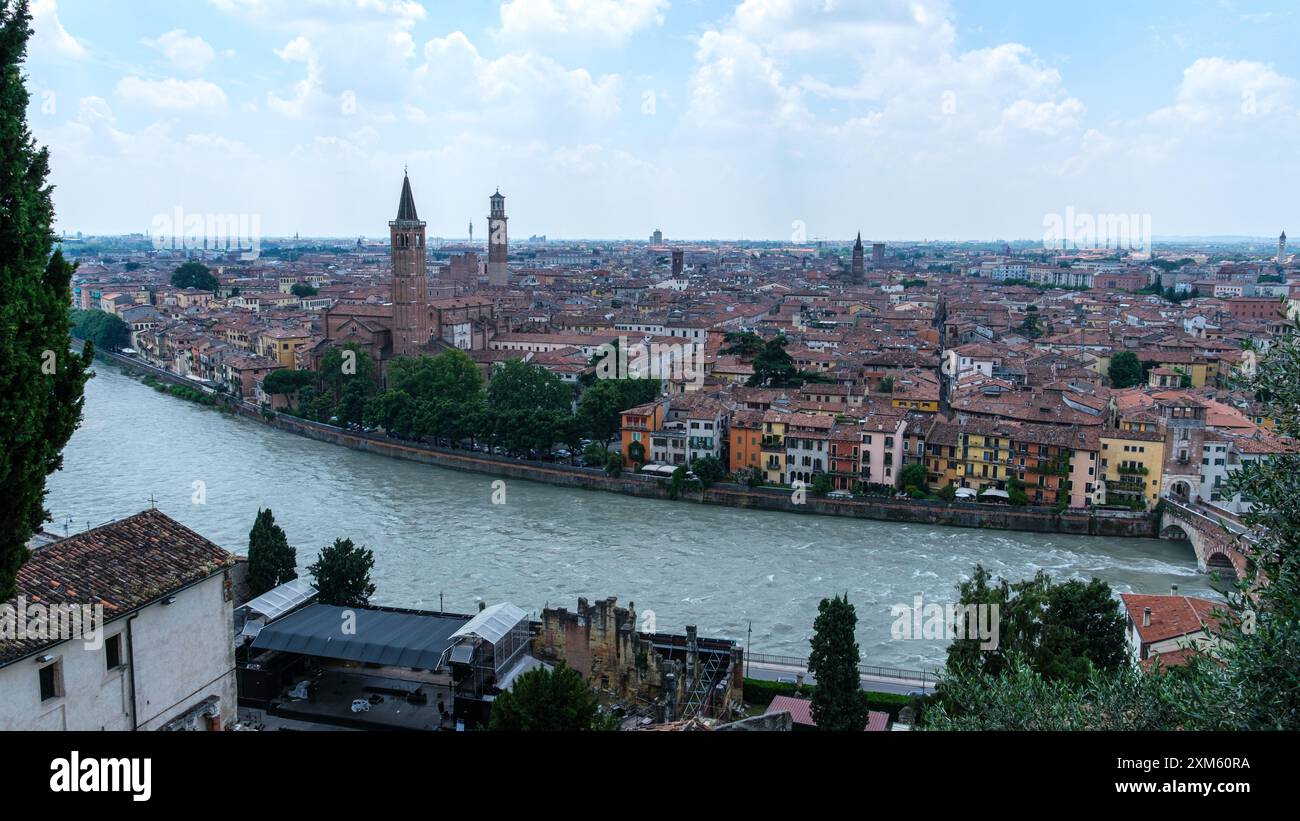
39 660 63 702
106 633 125 671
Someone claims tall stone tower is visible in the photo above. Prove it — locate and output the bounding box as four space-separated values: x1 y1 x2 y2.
390 171 430 357
851 233 865 282
1279 230 1287 264
488 189 509 287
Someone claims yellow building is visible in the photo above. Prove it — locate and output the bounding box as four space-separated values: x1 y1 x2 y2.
1099 431 1165 509
760 411 788 485
258 329 313 370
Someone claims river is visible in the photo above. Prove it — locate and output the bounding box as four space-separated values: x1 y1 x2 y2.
45 364 1216 670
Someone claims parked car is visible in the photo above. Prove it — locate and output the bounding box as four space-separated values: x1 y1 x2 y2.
828 490 854 500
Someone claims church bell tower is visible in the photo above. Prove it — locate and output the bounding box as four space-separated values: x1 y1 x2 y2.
390 171 430 356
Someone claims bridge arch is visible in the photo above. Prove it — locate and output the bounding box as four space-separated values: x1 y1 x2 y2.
1159 501 1247 581
1160 523 1190 542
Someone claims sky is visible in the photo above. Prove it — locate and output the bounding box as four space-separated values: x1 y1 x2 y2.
21 0 1300 241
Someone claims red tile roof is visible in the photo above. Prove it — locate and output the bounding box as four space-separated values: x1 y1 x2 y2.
1 509 236 665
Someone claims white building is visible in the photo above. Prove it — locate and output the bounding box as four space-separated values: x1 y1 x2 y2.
0 510 238 731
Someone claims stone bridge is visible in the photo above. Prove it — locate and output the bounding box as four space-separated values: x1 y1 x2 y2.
1159 498 1251 581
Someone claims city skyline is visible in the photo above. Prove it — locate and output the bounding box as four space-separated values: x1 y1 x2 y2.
24 0 1300 240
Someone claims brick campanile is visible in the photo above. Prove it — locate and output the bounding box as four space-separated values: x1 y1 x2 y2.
488 189 509 287
390 171 430 356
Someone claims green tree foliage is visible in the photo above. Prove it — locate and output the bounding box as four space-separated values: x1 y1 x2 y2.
923 657 1190 731
1107 351 1144 389
811 473 834 495
604 452 624 477
1006 476 1029 506
307 538 376 608
745 335 832 388
488 663 608 731
1211 325 1300 728
582 442 610 467
0 1 93 599
720 331 765 359
627 440 646 465
289 282 318 298
943 566 1127 687
387 350 482 406
260 368 314 397
1015 307 1044 339
807 594 867 731
170 260 218 292
691 455 727 486
488 359 572 415
301 343 378 426
576 378 660 446
70 308 130 350
245 508 297 598
747 335 800 387
900 462 927 493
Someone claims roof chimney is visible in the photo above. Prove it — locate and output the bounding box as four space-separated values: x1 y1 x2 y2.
1171 583 1178 597
478 601 486 612
1143 607 1152 628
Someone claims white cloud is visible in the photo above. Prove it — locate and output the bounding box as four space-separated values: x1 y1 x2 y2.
29 0 87 61
113 76 229 113
413 32 623 125
1150 57 1296 126
207 0 426 25
495 0 669 46
689 29 807 129
267 36 322 118
144 29 217 73
999 97 1086 137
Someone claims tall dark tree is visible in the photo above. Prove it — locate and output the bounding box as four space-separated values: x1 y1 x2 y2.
245 509 297 598
0 0 92 600
170 260 218 291
488 663 608 731
747 335 799 387
807 594 867 731
307 537 376 607
720 331 765 359
1107 351 1143 389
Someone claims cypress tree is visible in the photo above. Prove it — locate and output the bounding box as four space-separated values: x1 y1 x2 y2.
0 0 92 599
246 509 297 598
808 594 868 731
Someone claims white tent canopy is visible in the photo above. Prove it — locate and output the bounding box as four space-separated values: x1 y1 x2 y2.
450 602 528 645
238 578 318 622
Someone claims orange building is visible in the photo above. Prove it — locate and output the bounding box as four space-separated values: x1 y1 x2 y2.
728 410 765 475
620 397 669 465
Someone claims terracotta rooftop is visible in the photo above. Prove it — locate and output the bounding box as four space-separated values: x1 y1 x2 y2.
1 509 236 666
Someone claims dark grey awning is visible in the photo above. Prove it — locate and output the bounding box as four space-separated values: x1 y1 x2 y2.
251 604 469 670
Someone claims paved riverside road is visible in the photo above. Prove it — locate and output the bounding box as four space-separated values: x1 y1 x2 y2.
745 659 936 695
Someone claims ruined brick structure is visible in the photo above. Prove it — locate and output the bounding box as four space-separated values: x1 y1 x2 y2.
534 597 743 722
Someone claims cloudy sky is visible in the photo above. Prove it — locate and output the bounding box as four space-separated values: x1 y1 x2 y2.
23 0 1300 241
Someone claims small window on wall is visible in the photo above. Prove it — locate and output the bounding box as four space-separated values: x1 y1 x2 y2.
39 660 63 702
106 634 125 671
